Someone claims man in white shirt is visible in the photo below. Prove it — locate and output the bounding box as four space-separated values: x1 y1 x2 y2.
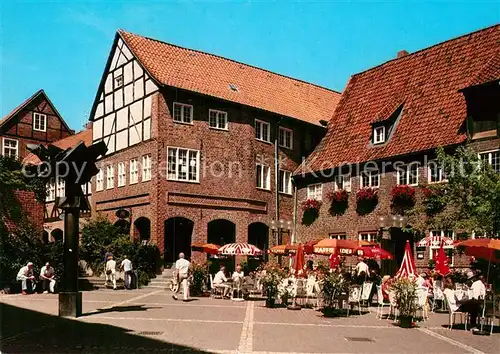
355 257 369 277
40 261 56 293
121 256 133 290
173 253 191 301
470 275 486 300
106 255 117 289
16 262 36 294
213 266 231 298
232 265 244 282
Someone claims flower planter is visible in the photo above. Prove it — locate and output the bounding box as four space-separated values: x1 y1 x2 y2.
327 190 349 215
322 307 336 317
391 185 416 209
266 297 276 308
356 188 378 215
301 199 322 225
399 316 414 328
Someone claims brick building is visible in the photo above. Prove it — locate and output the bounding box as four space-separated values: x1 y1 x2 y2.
88 30 341 263
23 129 93 243
294 25 500 272
2 190 44 233
1 89 73 160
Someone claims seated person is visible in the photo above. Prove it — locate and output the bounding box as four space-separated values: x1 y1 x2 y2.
16 262 36 295
470 275 486 300
213 266 231 298
242 271 256 298
232 265 244 283
40 261 56 293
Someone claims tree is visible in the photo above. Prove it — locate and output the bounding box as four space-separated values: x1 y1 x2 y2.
410 145 500 238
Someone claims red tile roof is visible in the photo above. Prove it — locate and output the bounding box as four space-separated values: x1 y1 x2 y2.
23 128 92 165
299 25 500 174
119 30 340 126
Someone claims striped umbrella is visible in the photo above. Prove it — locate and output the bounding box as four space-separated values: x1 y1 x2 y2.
395 240 417 278
218 242 262 256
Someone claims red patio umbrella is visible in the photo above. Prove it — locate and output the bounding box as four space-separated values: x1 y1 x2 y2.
434 241 451 276
303 239 320 254
313 238 359 255
191 243 220 255
395 240 417 279
294 244 306 277
356 245 393 260
269 244 298 256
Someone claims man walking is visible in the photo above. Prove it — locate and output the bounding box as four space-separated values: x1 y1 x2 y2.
106 255 117 289
40 261 56 293
121 255 133 290
16 262 36 295
172 252 190 301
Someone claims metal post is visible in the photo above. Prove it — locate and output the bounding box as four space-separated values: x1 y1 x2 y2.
274 122 280 223
59 184 82 317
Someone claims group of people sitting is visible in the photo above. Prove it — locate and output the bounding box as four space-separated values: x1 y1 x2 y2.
16 261 56 295
212 265 257 299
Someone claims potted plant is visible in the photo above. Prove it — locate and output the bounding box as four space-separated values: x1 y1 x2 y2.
327 190 349 215
189 261 208 296
391 277 418 328
321 272 348 317
391 185 416 209
356 187 378 215
301 199 322 225
260 262 285 308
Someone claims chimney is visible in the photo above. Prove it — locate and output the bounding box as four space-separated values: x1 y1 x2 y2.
397 50 409 59
84 122 92 130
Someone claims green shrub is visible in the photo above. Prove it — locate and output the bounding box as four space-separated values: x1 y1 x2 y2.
190 261 208 296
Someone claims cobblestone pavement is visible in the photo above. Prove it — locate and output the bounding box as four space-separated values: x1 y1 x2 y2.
1 289 498 353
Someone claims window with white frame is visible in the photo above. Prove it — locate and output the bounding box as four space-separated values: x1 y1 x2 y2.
429 230 455 265
2 138 18 159
142 155 151 181
167 147 200 182
359 232 377 242
278 170 292 194
278 127 293 149
307 183 323 200
428 160 447 183
397 162 419 185
173 102 193 124
106 165 114 189
373 126 385 144
255 119 270 143
118 162 126 187
334 174 351 192
46 179 55 201
33 113 47 132
329 233 347 240
208 109 228 130
360 170 380 188
56 178 65 198
96 169 104 191
129 158 138 184
479 150 500 173
82 182 92 195
256 164 271 190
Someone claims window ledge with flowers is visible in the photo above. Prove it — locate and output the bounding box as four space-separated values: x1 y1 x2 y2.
391 185 416 210
301 198 322 225
327 189 349 216
356 187 378 215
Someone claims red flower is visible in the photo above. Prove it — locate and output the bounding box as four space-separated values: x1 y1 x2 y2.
301 198 322 211
327 190 349 203
391 185 416 202
356 187 378 203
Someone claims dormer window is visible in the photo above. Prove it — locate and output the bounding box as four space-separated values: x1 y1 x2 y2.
373 126 385 144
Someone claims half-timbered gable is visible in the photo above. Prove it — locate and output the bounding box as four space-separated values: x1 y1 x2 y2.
0 89 73 160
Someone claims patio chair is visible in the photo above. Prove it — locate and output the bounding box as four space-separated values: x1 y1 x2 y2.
305 276 316 306
295 278 307 306
388 290 398 322
347 285 362 316
416 287 429 321
376 285 390 320
361 281 373 310
480 294 498 335
432 282 446 312
443 289 468 330
209 274 224 299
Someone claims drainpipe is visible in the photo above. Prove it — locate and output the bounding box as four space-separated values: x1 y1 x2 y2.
292 183 297 244
274 118 283 223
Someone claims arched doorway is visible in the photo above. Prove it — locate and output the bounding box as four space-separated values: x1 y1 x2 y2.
164 217 194 264
208 219 236 273
390 228 414 268
248 222 269 269
51 229 63 242
134 217 151 241
115 219 131 235
42 231 49 244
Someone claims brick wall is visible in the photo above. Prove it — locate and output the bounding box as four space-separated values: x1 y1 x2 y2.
2 190 44 233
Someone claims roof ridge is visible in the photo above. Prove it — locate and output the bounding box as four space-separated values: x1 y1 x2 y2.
351 23 500 78
117 29 341 95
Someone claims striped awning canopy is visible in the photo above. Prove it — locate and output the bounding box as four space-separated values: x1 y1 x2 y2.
417 235 454 247
395 240 417 279
218 242 262 256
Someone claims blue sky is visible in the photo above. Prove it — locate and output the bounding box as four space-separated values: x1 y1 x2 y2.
1 1 498 131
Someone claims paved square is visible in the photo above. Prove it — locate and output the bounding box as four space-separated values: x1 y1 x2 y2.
1 289 498 353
